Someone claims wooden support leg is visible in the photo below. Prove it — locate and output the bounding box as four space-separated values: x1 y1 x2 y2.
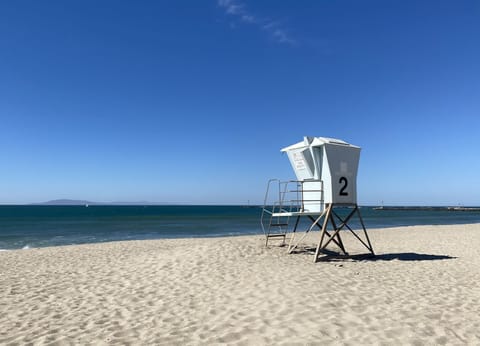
308 215 345 252
288 211 326 254
356 207 375 255
287 215 301 252
314 204 332 262
328 212 347 255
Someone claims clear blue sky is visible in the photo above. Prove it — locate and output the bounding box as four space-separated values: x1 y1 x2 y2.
1 1 479 205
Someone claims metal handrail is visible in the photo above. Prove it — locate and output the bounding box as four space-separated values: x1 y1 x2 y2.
261 179 325 237
261 179 281 235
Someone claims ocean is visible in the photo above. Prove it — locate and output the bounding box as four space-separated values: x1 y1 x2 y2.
1 205 480 250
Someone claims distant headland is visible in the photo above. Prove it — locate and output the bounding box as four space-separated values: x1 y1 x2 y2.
32 199 168 206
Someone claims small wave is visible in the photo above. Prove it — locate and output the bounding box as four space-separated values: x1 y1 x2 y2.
22 245 31 250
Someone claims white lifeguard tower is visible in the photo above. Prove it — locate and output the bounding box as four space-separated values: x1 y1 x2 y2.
261 136 374 262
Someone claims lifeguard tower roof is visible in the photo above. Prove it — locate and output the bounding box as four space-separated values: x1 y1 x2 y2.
280 136 359 152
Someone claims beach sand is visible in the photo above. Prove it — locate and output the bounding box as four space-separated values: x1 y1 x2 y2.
1 224 480 345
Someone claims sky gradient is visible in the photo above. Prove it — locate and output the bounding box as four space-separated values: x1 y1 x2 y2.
1 1 479 205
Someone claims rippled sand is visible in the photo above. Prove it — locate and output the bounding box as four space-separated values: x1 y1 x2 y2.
1 224 480 345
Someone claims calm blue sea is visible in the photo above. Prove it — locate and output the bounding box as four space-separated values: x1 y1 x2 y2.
1 205 480 250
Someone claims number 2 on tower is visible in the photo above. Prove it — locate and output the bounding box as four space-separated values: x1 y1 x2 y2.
339 177 348 196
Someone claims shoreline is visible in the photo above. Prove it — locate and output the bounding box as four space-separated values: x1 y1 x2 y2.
2 221 480 252
2 224 480 344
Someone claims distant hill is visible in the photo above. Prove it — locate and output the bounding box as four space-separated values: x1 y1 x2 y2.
36 199 96 206
34 199 169 206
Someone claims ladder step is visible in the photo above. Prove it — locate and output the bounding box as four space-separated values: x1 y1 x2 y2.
270 223 288 227
267 234 286 238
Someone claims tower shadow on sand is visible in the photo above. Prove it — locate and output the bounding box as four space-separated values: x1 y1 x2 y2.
291 248 456 262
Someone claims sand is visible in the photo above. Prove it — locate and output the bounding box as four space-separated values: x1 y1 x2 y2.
1 224 480 345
